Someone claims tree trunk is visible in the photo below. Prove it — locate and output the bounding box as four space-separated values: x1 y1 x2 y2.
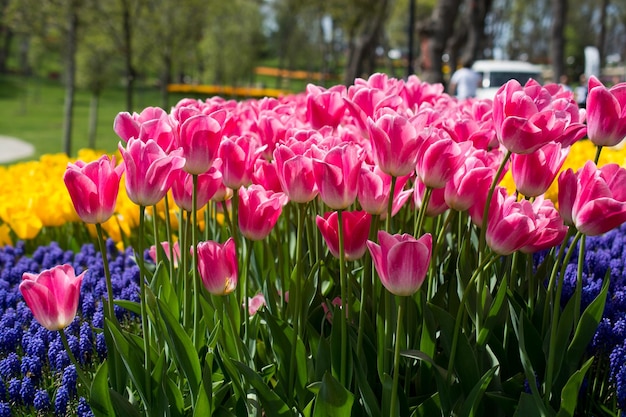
122 0 135 113
550 0 567 81
597 0 609 70
0 27 12 74
161 51 172 110
342 0 392 85
62 4 79 157
88 92 100 149
418 0 463 84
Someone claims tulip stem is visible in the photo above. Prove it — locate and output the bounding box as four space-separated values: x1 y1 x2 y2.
357 214 379 361
95 223 116 323
545 230 582 405
152 204 160 264
386 176 397 233
192 174 200 348
390 301 403 417
289 204 305 396
163 194 175 280
137 205 151 407
594 145 603 165
447 253 498 385
59 330 90 395
338 209 348 386
414 186 432 237
243 238 252 346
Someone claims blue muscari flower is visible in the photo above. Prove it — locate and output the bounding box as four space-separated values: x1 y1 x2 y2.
62 365 78 398
20 376 35 406
55 350 70 371
34 388 50 411
0 402 10 417
95 333 107 359
81 293 96 318
0 353 20 380
54 385 69 416
23 334 45 359
92 308 104 329
0 379 5 401
77 396 94 417
7 378 20 403
20 355 42 381
79 322 93 363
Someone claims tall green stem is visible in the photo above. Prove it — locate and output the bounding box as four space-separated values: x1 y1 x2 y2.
59 330 90 394
545 231 583 405
390 301 403 417
137 205 151 406
386 176 397 233
289 204 306 393
337 209 348 386
95 223 116 323
191 174 200 348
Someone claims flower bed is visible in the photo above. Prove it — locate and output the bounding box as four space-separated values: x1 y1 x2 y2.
2 73 626 416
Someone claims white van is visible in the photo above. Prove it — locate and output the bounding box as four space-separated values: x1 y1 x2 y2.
471 60 543 99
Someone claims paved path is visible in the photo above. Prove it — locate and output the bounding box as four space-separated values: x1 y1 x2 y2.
0 136 35 163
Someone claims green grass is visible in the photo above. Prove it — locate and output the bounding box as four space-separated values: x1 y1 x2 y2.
0 74 190 164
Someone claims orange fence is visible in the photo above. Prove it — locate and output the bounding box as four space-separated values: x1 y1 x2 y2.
254 66 331 81
167 83 290 98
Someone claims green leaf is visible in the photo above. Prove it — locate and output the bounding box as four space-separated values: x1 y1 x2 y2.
411 392 442 417
510 311 553 417
233 361 293 417
477 275 508 347
88 362 115 417
109 389 142 417
458 365 497 417
567 273 609 367
353 350 382 417
156 298 203 407
513 393 546 417
313 372 354 417
556 357 594 417
105 318 150 407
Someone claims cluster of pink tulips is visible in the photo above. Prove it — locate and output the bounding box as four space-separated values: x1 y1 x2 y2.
18 72 626 416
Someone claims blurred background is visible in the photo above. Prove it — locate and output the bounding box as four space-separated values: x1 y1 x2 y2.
0 0 623 158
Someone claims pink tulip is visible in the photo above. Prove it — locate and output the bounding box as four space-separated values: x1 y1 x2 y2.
20 264 86 331
414 179 449 217
273 144 318 203
557 167 577 226
312 143 364 210
179 113 224 175
171 170 217 212
63 155 124 224
118 138 185 206
196 238 238 296
492 79 584 154
219 135 265 190
366 231 432 296
485 188 536 255
149 241 181 267
520 197 568 253
357 164 411 216
306 84 347 129
114 107 178 152
366 112 420 177
444 154 495 212
510 141 569 197
586 76 626 146
238 185 288 241
415 128 471 189
316 210 372 261
570 161 626 236
245 293 267 316
252 159 284 194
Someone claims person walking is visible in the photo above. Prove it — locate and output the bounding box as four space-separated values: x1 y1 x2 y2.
449 60 482 99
